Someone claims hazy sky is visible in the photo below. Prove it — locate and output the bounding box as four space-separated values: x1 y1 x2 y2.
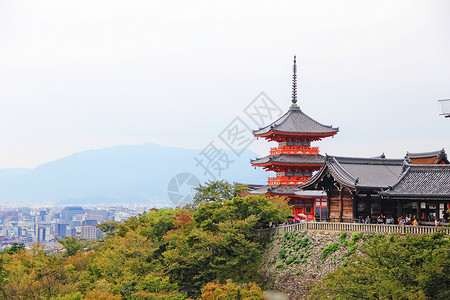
1 0 449 169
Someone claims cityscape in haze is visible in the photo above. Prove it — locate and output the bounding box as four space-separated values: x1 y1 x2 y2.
0 205 146 251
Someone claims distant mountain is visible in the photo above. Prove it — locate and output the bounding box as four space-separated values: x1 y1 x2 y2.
0 143 268 207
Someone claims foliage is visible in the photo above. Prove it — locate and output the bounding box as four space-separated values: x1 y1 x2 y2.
350 232 361 244
277 232 311 268
0 181 288 298
311 232 450 299
199 279 262 300
279 248 287 260
163 193 288 291
320 243 340 260
57 236 89 257
189 180 247 209
276 263 284 269
0 243 25 255
97 221 120 237
0 243 91 299
338 232 348 246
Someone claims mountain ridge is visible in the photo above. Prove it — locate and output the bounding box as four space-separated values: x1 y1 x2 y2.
0 142 268 207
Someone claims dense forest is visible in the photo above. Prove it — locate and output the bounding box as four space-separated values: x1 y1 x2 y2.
0 181 449 299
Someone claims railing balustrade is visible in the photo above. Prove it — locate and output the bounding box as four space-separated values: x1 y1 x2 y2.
254 222 449 237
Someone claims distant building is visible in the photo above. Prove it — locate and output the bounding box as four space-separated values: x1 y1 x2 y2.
82 219 98 226
37 226 46 243
81 225 98 241
55 223 68 238
13 226 22 238
61 206 84 222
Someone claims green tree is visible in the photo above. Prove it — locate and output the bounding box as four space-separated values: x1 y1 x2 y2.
188 180 247 209
310 232 450 299
194 194 290 232
164 192 290 292
0 243 25 255
57 236 88 257
97 221 120 238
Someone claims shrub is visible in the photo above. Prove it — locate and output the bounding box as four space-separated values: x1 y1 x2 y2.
296 237 309 248
321 243 340 260
339 232 348 246
347 244 358 256
279 248 287 260
350 232 362 244
286 255 297 265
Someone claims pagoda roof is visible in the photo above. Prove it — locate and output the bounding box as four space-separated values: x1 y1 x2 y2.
253 107 339 137
405 149 449 164
301 156 405 190
251 154 325 166
379 164 450 200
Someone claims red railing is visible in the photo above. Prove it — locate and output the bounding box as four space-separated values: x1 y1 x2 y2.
268 176 310 185
270 146 319 155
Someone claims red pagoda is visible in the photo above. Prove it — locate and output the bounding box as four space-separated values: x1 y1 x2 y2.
250 57 339 220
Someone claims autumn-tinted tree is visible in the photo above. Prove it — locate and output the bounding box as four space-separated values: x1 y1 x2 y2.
0 243 91 299
200 279 262 300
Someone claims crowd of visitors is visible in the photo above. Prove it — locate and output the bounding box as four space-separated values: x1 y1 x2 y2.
357 214 422 225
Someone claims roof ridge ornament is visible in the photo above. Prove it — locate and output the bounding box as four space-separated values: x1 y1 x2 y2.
290 55 300 110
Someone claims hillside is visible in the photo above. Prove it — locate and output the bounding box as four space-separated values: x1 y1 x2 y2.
260 231 357 299
0 142 268 206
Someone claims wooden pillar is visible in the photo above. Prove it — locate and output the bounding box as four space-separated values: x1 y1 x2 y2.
352 193 357 221
435 202 440 221
339 188 343 222
379 195 383 216
417 202 422 221
326 192 331 221
396 200 402 219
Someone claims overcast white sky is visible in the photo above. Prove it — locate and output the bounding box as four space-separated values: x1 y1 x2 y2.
1 0 449 169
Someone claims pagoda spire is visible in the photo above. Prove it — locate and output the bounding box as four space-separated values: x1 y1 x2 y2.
291 55 299 109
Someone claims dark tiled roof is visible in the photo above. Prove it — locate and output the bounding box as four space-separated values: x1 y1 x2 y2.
251 154 325 165
253 108 339 136
405 149 446 159
249 184 299 195
246 184 264 192
301 156 405 190
405 149 449 164
380 164 450 199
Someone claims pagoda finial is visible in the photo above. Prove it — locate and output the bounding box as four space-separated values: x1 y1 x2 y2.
291 55 299 109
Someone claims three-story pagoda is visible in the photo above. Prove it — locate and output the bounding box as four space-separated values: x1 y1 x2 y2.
250 57 339 220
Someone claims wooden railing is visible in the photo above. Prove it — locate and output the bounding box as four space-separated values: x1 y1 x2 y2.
254 222 449 237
